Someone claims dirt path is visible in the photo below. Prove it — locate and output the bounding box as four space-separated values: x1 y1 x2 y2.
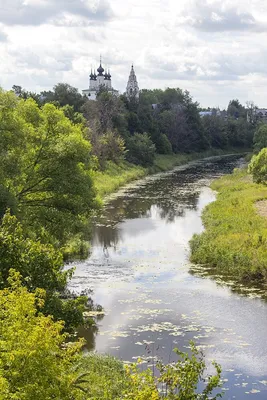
255 200 267 217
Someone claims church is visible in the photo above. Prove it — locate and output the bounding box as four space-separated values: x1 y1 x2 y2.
82 59 139 100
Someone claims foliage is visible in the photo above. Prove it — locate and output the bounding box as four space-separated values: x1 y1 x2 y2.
0 211 88 331
190 168 267 282
126 132 156 166
78 343 221 400
89 130 126 169
201 116 228 149
79 354 127 399
0 90 98 244
0 270 86 400
248 148 267 184
61 104 86 124
156 343 222 399
253 124 267 152
82 91 125 134
93 160 146 199
154 133 173 154
53 83 86 111
227 99 246 119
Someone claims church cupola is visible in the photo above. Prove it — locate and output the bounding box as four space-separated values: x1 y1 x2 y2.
107 70 111 80
89 70 94 80
97 57 104 76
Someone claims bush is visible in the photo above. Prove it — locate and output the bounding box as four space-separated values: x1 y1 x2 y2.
253 124 267 152
79 342 221 399
248 148 267 184
126 132 156 166
153 133 173 154
0 270 86 400
0 211 87 331
89 130 126 170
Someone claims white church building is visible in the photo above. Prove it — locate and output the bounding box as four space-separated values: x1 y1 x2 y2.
82 59 139 100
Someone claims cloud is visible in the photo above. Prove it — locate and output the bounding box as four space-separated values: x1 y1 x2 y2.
143 43 267 84
0 30 7 41
0 0 113 26
179 0 267 32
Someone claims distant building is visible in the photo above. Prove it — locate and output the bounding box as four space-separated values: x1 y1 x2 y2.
199 111 213 118
82 57 119 100
126 65 139 100
199 108 222 118
247 108 267 123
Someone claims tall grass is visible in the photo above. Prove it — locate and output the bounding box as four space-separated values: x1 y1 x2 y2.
93 161 146 199
190 168 267 282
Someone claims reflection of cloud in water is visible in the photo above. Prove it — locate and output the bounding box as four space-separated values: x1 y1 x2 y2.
68 156 267 399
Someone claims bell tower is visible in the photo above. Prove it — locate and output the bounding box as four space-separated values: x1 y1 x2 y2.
126 65 139 100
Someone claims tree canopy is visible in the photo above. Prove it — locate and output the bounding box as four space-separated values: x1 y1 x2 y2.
0 89 98 243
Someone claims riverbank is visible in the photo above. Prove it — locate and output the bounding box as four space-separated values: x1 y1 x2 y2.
190 168 267 283
94 148 249 200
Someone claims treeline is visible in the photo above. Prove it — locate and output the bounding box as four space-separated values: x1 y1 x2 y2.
12 84 255 169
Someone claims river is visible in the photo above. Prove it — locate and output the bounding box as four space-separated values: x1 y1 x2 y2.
68 155 267 399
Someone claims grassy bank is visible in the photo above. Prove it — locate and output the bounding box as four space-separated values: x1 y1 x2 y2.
190 168 267 282
95 148 248 200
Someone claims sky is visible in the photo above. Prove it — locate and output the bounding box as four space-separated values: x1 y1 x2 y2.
1 0 267 108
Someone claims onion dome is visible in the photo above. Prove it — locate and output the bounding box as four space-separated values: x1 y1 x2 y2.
107 70 111 80
89 70 94 80
104 71 108 80
93 70 97 80
97 63 104 76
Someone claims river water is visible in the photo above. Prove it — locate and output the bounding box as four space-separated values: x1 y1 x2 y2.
69 155 267 399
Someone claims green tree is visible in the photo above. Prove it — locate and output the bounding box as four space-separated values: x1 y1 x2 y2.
0 89 98 243
126 132 156 166
61 104 86 125
227 99 246 119
0 270 87 400
53 83 85 112
0 212 87 331
253 124 267 152
201 115 228 149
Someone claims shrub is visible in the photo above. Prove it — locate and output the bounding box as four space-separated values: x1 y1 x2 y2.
90 130 126 169
0 270 86 400
126 132 156 166
153 133 173 154
248 148 267 184
0 211 88 331
253 124 267 152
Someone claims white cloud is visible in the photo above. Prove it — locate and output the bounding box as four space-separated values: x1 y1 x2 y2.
178 0 267 32
1 0 267 107
0 0 113 26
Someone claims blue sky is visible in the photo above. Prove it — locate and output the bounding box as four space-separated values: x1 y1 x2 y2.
1 0 267 108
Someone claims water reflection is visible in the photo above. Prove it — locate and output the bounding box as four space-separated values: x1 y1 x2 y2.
69 155 267 400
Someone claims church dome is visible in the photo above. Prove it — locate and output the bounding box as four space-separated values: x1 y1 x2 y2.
89 71 94 80
104 71 108 80
97 63 104 75
107 71 111 80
